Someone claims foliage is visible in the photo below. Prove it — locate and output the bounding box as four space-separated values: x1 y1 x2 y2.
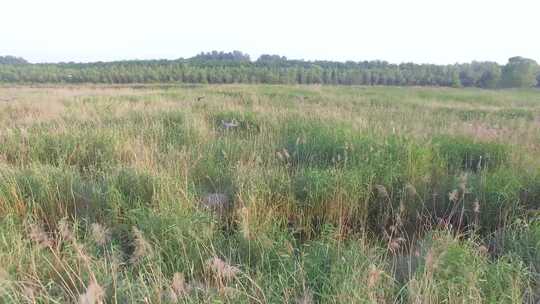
500 56 539 88
1 52 539 88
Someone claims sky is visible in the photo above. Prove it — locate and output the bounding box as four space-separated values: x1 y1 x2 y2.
1 0 539 64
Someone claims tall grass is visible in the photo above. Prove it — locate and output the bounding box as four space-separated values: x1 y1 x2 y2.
0 84 538 303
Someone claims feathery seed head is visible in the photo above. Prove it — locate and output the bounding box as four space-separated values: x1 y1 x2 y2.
207 256 240 283
448 189 459 203
282 148 290 159
367 264 383 290
58 218 75 242
90 223 111 247
473 200 480 213
458 173 469 194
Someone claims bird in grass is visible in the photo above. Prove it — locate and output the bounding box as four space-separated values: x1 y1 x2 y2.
201 193 231 218
221 119 239 130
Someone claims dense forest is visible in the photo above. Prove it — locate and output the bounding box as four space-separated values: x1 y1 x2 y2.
1 52 539 88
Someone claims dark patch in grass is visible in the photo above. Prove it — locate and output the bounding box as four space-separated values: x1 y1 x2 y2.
495 108 534 120
281 118 414 186
190 144 237 198
433 135 508 172
109 168 156 205
434 107 489 121
434 107 534 122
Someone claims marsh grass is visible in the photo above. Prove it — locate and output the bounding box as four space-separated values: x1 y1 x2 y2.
0 84 538 303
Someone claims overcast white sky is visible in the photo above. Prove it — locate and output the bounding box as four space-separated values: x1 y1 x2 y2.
1 0 538 64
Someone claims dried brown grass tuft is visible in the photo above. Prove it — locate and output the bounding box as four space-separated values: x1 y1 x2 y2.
78 280 105 304
295 288 313 304
22 283 38 303
130 227 153 264
166 272 190 302
206 256 240 287
27 222 53 248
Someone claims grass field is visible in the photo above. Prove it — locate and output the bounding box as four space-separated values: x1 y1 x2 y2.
0 84 539 303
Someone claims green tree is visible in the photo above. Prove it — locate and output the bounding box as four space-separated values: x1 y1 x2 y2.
500 56 539 88
477 63 501 89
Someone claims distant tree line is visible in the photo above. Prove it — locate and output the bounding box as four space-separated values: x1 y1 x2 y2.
0 52 538 88
0 55 28 65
